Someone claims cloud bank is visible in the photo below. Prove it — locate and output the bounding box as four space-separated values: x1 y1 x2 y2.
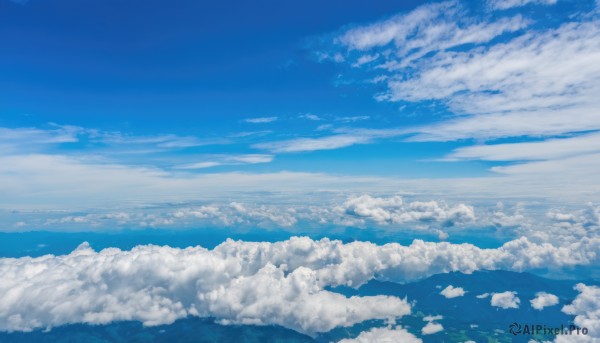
1 236 599 333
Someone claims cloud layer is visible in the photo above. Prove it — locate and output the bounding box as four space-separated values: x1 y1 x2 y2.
0 239 411 335
1 235 600 333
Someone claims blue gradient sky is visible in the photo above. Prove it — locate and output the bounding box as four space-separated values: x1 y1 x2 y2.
1 0 599 236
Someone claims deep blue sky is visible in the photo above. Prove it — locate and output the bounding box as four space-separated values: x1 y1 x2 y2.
0 0 423 131
1 0 599 217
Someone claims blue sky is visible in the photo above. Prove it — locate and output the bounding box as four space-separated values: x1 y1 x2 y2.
1 0 600 238
2 1 600 340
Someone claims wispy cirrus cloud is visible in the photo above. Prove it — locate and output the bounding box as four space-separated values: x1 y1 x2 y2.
244 116 278 124
252 134 372 153
252 128 406 153
175 154 274 169
444 132 600 162
487 0 557 11
325 0 600 144
317 0 600 199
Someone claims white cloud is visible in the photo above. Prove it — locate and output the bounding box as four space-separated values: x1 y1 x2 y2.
476 293 490 299
175 154 274 169
325 1 600 196
245 117 278 124
299 114 321 121
93 131 226 149
0 239 411 335
336 1 526 54
440 285 466 298
176 161 223 169
0 125 82 154
338 326 422 343
337 194 475 227
558 284 600 342
0 154 391 209
491 291 520 309
2 236 600 333
252 127 406 153
530 292 559 310
337 116 370 122
330 2 600 142
488 0 557 11
444 132 600 162
421 315 444 335
423 314 443 321
253 134 373 153
421 321 444 335
394 18 600 141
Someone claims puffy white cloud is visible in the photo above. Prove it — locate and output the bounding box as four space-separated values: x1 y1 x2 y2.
489 202 529 229
491 291 520 309
422 322 444 335
440 285 466 298
336 194 475 228
0 239 411 335
476 293 490 299
530 292 559 310
557 284 600 342
338 325 422 343
421 315 444 335
0 235 599 334
2 235 600 334
520 203 600 244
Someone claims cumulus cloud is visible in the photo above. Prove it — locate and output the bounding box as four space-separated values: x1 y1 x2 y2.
0 239 411 335
2 236 600 334
337 194 475 228
530 292 559 310
491 291 520 309
338 326 422 343
421 315 444 335
440 285 466 298
558 284 600 342
421 322 444 335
